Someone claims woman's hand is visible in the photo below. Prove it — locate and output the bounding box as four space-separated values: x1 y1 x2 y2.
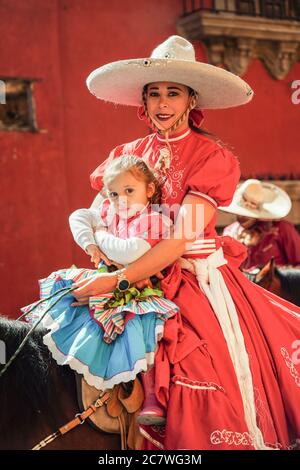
71 272 117 306
71 269 166 306
86 243 111 267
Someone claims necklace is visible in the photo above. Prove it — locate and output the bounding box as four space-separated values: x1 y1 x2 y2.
154 146 172 174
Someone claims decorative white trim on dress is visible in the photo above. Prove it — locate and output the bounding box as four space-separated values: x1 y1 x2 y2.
43 332 148 390
191 242 216 248
281 347 300 387
40 312 160 391
174 381 218 391
211 429 297 450
186 239 216 247
188 190 217 208
156 129 191 142
184 238 217 256
210 429 254 447
193 238 216 243
172 375 225 393
184 248 216 255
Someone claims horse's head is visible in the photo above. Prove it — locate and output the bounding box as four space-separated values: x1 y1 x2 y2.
243 260 300 306
243 258 276 290
254 258 276 290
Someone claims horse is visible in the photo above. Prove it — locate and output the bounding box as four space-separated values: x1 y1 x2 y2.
243 259 300 306
0 315 121 450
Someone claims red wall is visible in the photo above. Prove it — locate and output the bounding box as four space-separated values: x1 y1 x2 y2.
0 0 299 317
0 1 72 316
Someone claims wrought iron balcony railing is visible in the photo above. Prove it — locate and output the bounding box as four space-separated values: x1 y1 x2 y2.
182 1 300 21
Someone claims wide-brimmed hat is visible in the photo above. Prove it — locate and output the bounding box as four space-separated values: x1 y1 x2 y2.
219 179 291 220
86 35 254 109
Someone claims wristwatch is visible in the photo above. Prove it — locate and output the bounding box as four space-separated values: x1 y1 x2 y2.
116 270 130 292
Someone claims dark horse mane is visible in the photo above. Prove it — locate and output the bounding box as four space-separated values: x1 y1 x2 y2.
0 315 73 434
275 267 300 306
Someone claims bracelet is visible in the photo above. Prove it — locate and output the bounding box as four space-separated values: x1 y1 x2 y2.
114 269 130 292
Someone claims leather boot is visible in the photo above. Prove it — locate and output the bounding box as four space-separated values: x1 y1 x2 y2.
136 367 166 426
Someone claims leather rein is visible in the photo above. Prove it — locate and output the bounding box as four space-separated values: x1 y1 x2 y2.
32 391 111 450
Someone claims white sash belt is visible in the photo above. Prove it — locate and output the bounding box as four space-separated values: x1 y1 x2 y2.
179 248 272 450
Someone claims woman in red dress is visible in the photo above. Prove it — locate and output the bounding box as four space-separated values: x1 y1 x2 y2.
73 36 300 450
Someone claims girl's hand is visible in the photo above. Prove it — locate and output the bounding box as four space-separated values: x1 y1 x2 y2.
85 244 111 268
71 272 117 306
134 271 165 290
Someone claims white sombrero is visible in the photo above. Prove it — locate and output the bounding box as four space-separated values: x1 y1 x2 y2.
86 35 254 109
219 179 292 220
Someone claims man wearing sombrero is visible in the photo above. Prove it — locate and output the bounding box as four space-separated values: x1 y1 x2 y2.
71 36 300 450
220 179 300 269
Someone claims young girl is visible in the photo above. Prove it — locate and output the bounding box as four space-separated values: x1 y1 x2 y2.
22 155 179 425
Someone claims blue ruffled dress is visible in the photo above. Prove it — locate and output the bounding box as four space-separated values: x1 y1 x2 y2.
22 266 178 390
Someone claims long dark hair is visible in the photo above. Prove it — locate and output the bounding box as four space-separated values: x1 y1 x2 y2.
187 87 227 147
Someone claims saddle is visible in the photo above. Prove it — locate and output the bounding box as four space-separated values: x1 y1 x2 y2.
75 373 144 450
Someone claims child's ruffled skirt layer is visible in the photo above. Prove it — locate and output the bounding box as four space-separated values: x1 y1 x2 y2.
22 268 178 390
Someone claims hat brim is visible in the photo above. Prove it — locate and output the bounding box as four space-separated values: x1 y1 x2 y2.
219 183 292 220
86 58 254 109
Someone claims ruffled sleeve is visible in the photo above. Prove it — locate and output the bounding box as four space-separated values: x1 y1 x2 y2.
185 147 241 208
90 144 126 191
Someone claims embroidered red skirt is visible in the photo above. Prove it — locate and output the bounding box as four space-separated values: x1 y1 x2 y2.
140 237 300 450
